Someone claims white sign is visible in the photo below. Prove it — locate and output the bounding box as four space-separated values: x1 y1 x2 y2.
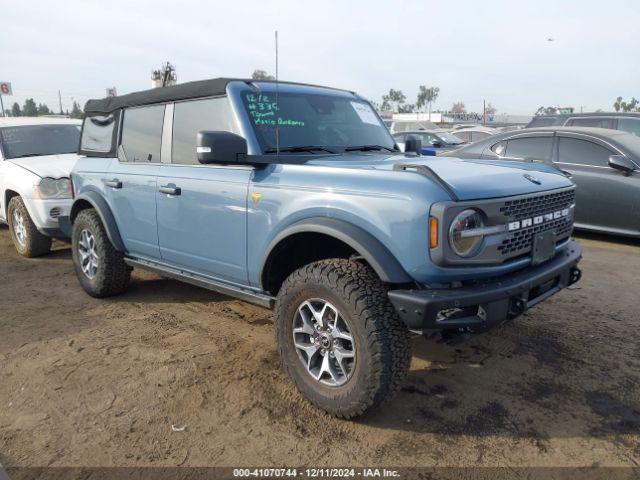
0 82 12 95
106 87 117 97
351 101 380 125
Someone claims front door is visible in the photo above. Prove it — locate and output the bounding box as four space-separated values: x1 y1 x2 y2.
155 96 251 285
555 135 640 235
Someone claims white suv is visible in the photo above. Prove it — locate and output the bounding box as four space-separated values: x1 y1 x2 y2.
0 117 81 257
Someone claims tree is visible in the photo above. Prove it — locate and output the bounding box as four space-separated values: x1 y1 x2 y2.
416 86 439 115
614 96 639 112
11 103 21 117
251 69 275 80
37 103 51 115
22 98 38 117
398 103 415 113
535 106 557 116
451 102 466 114
484 103 497 115
380 89 406 112
70 101 84 119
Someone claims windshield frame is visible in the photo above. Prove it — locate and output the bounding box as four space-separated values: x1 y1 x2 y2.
231 82 396 156
0 124 81 160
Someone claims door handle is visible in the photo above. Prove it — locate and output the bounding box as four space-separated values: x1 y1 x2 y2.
159 185 181 196
105 179 122 189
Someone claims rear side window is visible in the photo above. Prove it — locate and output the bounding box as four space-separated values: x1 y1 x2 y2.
172 97 237 165
121 105 165 163
617 118 640 136
505 136 552 160
81 115 116 154
565 117 614 129
557 137 614 167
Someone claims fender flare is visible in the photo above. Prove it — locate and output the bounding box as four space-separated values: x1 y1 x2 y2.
70 191 126 252
261 217 412 285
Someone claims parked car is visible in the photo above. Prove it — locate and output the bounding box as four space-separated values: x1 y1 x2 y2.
388 120 440 133
61 78 582 418
393 130 467 154
0 117 81 256
441 126 640 237
526 112 640 136
449 126 497 143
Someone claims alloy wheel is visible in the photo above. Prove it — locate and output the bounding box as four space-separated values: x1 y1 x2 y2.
292 298 356 387
12 210 27 247
78 229 99 279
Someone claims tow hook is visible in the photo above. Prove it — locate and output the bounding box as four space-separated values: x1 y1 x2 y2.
509 298 527 317
569 267 582 285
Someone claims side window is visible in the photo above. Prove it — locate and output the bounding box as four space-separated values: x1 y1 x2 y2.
566 117 614 129
490 141 507 156
455 131 471 142
557 137 614 167
617 118 640 136
471 131 490 141
81 114 116 153
172 97 237 165
504 136 552 160
120 105 165 163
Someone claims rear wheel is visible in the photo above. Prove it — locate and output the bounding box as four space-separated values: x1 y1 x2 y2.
7 196 51 257
72 209 131 297
275 259 410 418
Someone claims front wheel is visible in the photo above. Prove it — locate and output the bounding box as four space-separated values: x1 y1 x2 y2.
71 209 131 297
7 196 51 257
275 259 410 418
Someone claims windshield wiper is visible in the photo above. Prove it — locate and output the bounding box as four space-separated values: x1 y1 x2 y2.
344 145 397 153
264 145 335 154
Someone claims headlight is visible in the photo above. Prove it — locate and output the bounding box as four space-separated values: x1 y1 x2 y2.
449 209 485 257
35 177 72 199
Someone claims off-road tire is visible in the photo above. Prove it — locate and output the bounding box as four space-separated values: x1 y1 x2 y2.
72 209 131 297
275 259 410 418
7 196 52 257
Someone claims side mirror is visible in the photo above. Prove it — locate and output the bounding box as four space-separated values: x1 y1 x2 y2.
608 155 637 175
404 134 422 155
197 131 247 164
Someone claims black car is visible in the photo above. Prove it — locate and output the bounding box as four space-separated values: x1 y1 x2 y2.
441 127 640 238
526 112 640 136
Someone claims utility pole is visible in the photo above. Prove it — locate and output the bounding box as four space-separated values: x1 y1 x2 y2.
151 62 177 88
483 99 486 125
58 90 63 115
0 94 4 117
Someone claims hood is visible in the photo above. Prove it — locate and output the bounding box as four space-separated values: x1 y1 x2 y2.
7 153 81 179
308 154 573 201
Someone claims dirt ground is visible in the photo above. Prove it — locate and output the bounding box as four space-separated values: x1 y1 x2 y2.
0 224 638 470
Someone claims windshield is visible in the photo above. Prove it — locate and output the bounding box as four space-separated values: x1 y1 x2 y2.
0 124 80 159
241 91 396 153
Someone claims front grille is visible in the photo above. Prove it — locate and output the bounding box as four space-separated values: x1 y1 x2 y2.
499 189 575 219
497 189 575 258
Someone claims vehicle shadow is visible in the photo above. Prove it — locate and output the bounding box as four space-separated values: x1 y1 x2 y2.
573 230 639 247
359 322 640 441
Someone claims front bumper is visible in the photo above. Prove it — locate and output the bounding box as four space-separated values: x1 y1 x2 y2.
26 198 72 238
388 239 582 331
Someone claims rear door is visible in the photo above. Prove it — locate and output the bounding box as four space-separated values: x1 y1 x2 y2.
554 133 640 234
156 97 252 285
107 105 165 259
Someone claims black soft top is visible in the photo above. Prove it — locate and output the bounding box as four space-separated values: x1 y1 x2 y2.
84 77 352 114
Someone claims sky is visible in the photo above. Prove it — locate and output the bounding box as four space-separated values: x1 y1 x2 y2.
1 0 639 116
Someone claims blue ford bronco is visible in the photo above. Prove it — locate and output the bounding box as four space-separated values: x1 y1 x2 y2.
62 78 582 418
